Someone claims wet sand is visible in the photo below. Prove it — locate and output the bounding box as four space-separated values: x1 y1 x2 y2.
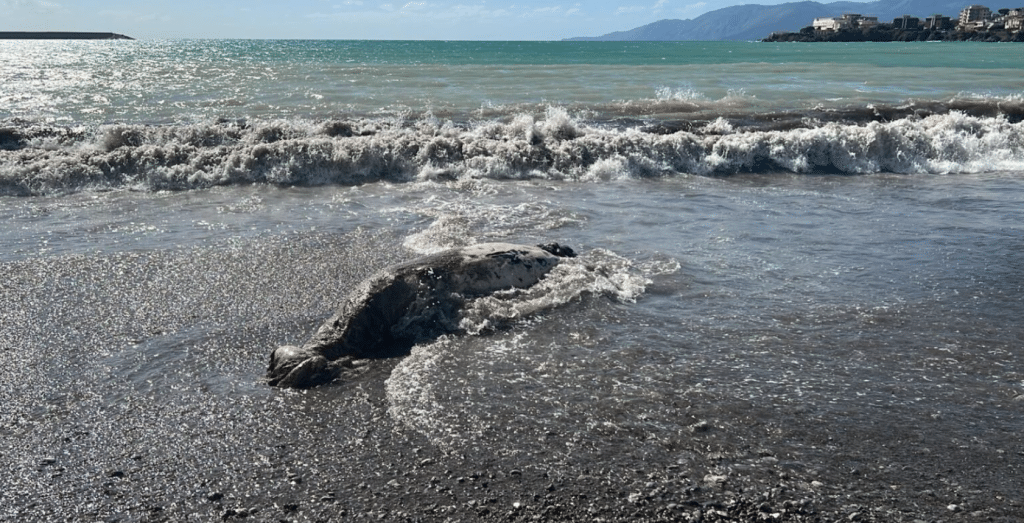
2 230 1022 522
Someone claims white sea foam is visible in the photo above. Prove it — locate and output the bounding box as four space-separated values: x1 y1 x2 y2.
458 249 650 335
384 247 653 450
2 109 1022 196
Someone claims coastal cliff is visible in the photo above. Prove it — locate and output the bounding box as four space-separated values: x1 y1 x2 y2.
0 32 133 40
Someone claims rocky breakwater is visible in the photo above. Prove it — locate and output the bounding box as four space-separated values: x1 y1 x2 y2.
0 32 133 40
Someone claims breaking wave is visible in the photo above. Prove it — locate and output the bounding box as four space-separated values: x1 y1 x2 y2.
2 105 1023 196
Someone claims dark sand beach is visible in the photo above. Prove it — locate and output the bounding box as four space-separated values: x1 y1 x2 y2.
3 229 1022 523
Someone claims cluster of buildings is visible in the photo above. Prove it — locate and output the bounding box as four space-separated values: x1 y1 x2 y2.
957 5 1024 31
812 5 1024 33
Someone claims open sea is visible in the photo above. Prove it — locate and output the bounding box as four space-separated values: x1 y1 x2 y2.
2 40 1023 521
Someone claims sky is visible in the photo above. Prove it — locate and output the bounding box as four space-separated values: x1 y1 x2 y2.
1 0 794 40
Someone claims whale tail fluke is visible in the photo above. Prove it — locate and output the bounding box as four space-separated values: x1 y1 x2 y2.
537 242 576 258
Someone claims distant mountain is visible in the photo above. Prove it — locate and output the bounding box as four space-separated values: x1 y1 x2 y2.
565 0 972 41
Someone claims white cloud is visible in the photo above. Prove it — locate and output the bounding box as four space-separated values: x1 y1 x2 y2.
615 5 646 15
446 4 510 19
401 1 427 10
308 1 515 22
2 0 60 9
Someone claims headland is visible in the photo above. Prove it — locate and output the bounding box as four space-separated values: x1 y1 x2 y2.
764 5 1024 42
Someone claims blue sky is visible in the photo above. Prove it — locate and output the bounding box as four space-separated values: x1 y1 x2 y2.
2 0 792 39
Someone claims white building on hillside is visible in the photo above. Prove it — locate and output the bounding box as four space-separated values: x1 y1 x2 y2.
813 17 847 31
857 16 880 28
1006 9 1024 31
959 5 992 29
813 13 878 32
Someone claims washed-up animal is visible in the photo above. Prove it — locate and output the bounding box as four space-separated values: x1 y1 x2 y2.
267 242 576 388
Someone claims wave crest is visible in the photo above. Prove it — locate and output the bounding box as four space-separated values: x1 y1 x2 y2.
1 108 1022 195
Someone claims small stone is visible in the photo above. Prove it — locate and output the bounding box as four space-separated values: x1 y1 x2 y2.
419 458 435 467
689 421 711 433
703 474 727 485
811 481 824 488
512 502 522 509
40 457 57 466
947 504 959 511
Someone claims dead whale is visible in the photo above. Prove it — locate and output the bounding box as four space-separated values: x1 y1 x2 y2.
267 242 576 388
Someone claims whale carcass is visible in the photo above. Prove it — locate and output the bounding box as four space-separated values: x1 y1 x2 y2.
267 242 576 388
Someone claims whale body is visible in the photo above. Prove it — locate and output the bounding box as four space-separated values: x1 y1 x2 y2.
267 242 575 388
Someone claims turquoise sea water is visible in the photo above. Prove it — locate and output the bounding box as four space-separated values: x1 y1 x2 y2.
2 39 1024 521
2 40 1022 125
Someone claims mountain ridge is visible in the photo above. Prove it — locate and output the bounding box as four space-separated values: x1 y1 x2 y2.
565 1 972 41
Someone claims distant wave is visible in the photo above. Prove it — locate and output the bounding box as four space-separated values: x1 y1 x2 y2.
2 104 1023 196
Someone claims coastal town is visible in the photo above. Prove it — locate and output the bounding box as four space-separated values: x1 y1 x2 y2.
764 4 1024 42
